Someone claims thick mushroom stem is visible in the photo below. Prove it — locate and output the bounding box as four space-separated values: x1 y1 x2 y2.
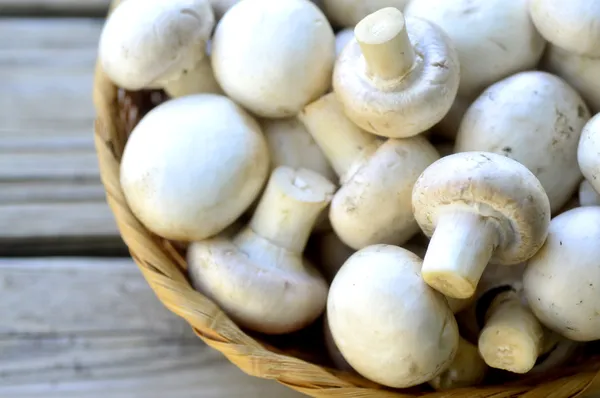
478 290 544 374
422 211 500 299
354 7 416 80
299 93 379 181
249 167 336 253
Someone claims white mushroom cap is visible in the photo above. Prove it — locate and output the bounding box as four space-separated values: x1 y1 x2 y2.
120 94 269 241
334 7 459 138
323 311 353 371
211 0 335 118
99 0 215 90
579 179 600 207
455 71 591 214
327 245 459 388
188 166 334 334
530 0 600 57
261 117 336 183
322 0 409 28
578 114 600 194
543 45 600 114
335 28 354 57
413 152 551 299
428 337 487 391
405 0 545 99
300 93 440 249
163 55 224 98
524 206 600 342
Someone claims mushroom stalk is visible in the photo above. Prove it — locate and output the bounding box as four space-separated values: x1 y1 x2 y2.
299 93 379 180
478 290 544 374
354 7 416 80
423 210 500 299
248 168 335 253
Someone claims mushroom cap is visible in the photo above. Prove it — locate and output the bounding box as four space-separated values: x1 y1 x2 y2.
323 0 409 28
428 337 487 390
543 45 600 114
335 28 354 57
163 55 224 98
579 179 600 207
413 152 551 265
530 0 600 57
405 0 545 98
211 0 335 118
120 94 269 241
578 114 600 194
455 71 590 214
523 206 600 342
261 117 337 183
99 0 215 90
334 15 459 138
327 244 459 388
188 231 328 334
330 136 440 250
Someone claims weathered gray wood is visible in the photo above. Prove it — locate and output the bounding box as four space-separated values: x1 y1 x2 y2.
0 19 124 253
0 0 110 16
0 258 305 398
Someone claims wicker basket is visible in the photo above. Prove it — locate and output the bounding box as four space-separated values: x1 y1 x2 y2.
93 1 600 396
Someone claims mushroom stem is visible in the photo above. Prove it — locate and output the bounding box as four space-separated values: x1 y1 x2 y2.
249 167 335 253
478 290 544 374
422 210 500 299
299 93 379 181
354 7 416 80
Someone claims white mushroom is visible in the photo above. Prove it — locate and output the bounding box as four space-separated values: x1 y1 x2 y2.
261 117 336 183
335 28 354 57
299 93 440 250
211 0 335 118
579 114 600 194
327 245 459 388
428 337 487 391
579 180 600 207
120 94 269 241
333 7 459 138
405 0 546 99
523 206 600 342
323 311 353 371
99 0 215 91
188 166 334 334
542 45 600 114
530 0 600 57
322 0 409 28
413 152 551 299
163 55 223 98
455 71 591 214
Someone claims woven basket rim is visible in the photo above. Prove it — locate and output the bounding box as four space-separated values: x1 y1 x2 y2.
92 2 600 396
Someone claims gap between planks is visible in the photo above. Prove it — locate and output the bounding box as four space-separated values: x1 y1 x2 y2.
0 258 305 398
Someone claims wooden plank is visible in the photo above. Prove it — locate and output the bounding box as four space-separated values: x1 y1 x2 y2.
0 1 110 16
0 258 305 398
0 19 124 254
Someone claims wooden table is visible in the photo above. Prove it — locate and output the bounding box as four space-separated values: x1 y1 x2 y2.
0 4 304 397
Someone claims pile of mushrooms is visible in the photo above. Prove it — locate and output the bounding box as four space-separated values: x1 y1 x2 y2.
100 0 600 392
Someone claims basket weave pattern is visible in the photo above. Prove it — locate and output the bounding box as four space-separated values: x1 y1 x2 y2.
93 6 600 397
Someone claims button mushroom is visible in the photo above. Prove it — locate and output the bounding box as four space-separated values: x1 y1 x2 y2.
578 114 600 194
211 0 335 118
322 0 408 28
327 245 459 388
188 166 334 334
163 54 223 98
530 0 600 58
455 71 591 214
405 0 546 99
428 337 487 391
120 94 269 241
523 206 600 342
99 0 215 91
543 45 600 114
579 180 600 207
299 93 440 250
335 28 354 57
333 7 459 138
412 152 551 299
